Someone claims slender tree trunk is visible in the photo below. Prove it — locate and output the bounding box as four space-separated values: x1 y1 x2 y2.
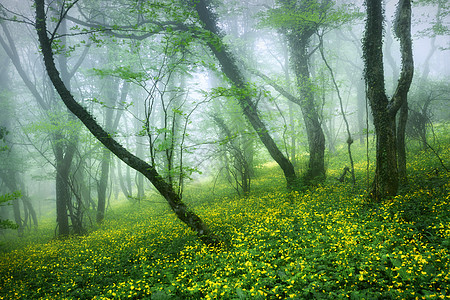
35 0 218 245
135 139 145 200
54 142 71 236
21 196 38 229
0 172 24 235
97 76 117 223
397 101 408 183
12 196 23 236
8 174 24 235
97 148 110 223
318 35 355 186
117 160 132 199
356 79 366 144
19 180 38 229
282 40 298 167
213 115 251 195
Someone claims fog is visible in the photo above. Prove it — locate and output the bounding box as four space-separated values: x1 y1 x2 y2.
0 0 448 240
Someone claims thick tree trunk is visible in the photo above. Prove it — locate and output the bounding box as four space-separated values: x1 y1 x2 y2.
35 0 218 245
363 0 413 200
372 114 399 199
288 35 326 181
189 0 297 187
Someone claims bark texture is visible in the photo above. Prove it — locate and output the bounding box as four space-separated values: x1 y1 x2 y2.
363 0 413 200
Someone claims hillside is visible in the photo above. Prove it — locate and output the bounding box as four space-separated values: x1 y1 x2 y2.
0 138 449 299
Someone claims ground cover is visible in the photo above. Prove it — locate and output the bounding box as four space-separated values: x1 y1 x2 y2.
0 134 449 299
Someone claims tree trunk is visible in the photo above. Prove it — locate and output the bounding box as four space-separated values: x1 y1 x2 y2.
54 142 71 236
188 0 297 187
24 198 38 229
372 113 399 199
97 148 110 223
213 115 251 195
97 76 117 223
135 138 145 201
35 0 218 245
363 0 413 200
397 101 408 184
12 196 23 236
356 79 366 144
288 35 325 180
18 180 38 229
1 17 82 236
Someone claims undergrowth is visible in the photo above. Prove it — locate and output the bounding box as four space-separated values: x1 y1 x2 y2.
0 133 449 299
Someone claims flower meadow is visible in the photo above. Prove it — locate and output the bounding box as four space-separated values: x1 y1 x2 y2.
0 144 449 299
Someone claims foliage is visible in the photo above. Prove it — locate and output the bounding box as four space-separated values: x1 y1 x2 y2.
0 128 19 231
0 192 20 230
257 0 363 31
414 0 450 49
0 126 8 153
0 133 449 299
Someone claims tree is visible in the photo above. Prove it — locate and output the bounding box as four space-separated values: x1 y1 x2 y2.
362 0 414 200
0 127 20 232
272 0 326 182
0 10 90 235
34 0 218 245
185 0 297 187
212 114 252 196
256 0 361 182
0 50 38 234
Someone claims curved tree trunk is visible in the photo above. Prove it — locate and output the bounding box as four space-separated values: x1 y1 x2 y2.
188 0 297 187
35 0 218 245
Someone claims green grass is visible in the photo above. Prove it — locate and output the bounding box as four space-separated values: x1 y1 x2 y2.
0 131 449 299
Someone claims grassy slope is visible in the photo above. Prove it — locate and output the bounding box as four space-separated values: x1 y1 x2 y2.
0 131 449 299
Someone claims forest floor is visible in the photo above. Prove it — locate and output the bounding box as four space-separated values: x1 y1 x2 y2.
0 127 449 299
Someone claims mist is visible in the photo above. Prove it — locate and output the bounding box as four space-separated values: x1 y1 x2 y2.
0 0 449 298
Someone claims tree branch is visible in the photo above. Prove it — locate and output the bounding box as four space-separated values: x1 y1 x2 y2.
389 0 414 115
34 0 218 245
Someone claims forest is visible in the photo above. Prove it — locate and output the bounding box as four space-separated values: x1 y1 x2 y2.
0 0 449 298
